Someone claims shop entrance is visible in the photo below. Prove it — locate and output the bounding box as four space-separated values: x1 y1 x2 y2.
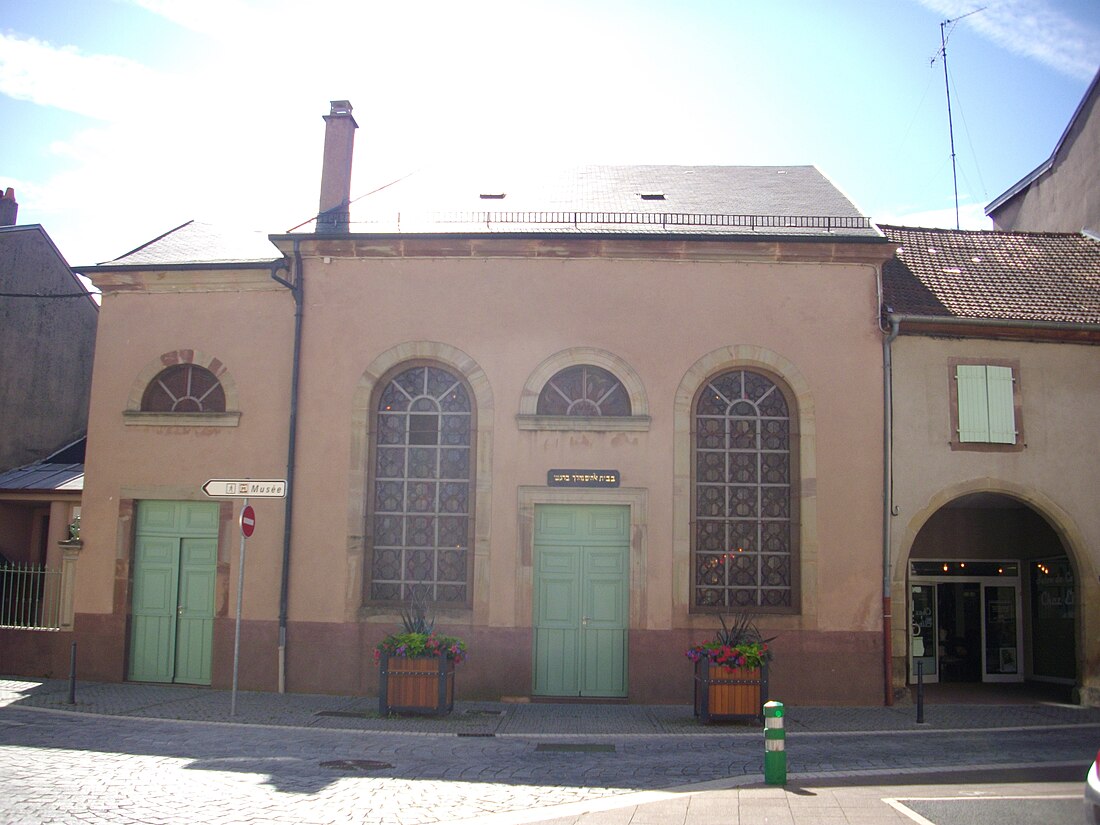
909 562 1022 684
905 492 1078 691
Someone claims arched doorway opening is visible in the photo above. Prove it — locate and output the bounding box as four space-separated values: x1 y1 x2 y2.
907 493 1077 696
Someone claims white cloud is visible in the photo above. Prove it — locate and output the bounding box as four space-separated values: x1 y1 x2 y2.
0 33 168 121
915 0 1099 80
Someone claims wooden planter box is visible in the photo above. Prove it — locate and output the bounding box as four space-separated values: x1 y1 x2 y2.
378 654 455 716
693 659 768 723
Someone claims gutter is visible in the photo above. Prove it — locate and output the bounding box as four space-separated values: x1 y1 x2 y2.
270 241 304 693
881 316 900 707
887 313 1100 335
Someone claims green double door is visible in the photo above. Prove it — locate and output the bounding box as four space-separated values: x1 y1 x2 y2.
129 501 218 685
533 504 629 697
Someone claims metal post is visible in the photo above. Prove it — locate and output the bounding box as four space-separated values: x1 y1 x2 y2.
764 700 787 785
916 659 925 724
231 498 248 717
67 642 76 704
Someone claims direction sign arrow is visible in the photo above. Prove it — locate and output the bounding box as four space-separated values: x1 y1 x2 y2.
202 479 287 498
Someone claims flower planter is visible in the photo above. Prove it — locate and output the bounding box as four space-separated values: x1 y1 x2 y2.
378 654 455 716
693 658 768 723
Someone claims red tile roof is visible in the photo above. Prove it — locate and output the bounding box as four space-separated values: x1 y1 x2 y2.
880 225 1100 325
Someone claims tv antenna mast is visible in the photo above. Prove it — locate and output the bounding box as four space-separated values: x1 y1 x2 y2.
932 7 984 229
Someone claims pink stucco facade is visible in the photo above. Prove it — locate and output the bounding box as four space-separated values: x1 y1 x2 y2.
65 232 896 705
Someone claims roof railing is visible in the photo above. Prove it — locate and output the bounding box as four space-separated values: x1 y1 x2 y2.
358 211 871 232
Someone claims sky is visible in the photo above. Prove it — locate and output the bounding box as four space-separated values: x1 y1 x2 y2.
2 0 1098 270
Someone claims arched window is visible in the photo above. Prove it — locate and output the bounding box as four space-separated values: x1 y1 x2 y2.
141 364 226 413
536 365 631 417
693 369 794 609
368 364 474 604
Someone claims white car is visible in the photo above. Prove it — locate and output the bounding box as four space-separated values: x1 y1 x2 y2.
1087 750 1100 825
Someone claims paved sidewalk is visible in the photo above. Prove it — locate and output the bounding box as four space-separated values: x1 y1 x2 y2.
3 676 1099 735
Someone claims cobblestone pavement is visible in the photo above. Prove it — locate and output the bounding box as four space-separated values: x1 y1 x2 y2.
1 678 1098 824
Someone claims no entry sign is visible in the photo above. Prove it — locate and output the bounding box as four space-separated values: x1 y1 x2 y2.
239 505 256 538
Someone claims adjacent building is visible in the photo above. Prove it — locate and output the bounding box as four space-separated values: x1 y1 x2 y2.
0 190 98 473
0 190 97 665
881 224 1100 705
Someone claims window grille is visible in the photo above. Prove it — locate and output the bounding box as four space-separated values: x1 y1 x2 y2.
693 370 792 609
369 365 473 604
141 364 226 413
536 365 631 417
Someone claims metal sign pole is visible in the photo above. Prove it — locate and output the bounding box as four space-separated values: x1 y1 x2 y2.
230 497 248 717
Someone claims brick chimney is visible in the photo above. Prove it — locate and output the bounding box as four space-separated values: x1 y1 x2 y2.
0 188 17 227
317 100 357 233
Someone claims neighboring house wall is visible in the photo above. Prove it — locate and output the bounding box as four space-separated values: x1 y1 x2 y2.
889 335 1100 705
0 227 98 471
988 72 1100 234
75 239 892 704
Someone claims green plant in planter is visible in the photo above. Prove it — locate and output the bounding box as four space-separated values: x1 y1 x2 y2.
686 612 776 669
374 588 467 663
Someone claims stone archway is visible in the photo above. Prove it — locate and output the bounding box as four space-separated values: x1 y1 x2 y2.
898 488 1083 700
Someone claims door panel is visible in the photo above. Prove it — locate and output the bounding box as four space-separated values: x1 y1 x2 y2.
581 551 627 697
982 584 1022 682
909 583 937 683
175 538 217 684
130 536 180 682
534 505 628 698
130 502 217 685
534 547 580 695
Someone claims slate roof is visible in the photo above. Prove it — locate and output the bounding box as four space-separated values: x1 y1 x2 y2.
0 462 83 493
91 220 282 268
880 225 1100 325
0 438 85 493
303 164 880 239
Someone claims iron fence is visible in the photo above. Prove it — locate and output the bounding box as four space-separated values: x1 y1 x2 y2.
0 563 62 630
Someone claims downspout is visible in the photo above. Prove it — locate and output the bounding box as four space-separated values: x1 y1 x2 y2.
882 314 900 706
271 240 304 693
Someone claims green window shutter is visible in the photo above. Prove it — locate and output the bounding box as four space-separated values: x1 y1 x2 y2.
956 365 990 442
985 366 1017 444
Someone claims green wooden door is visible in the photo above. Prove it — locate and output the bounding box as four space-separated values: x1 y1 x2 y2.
130 501 218 685
533 505 629 697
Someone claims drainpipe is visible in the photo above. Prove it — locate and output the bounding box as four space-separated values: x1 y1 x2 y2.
882 315 900 706
271 240 304 693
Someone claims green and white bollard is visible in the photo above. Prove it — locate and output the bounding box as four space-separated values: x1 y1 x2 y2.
764 700 787 785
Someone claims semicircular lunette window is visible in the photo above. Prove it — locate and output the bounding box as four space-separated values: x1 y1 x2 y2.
141 364 227 413
536 365 631 417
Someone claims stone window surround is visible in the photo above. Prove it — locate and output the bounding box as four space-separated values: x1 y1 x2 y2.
124 349 241 427
674 345 818 625
349 341 494 625
517 347 650 432
366 362 476 606
692 368 797 611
